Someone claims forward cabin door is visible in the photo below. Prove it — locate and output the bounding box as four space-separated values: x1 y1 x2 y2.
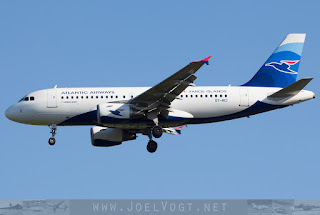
47 89 57 108
239 88 249 107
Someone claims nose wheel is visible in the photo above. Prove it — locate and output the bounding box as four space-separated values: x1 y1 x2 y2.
48 124 57 146
49 137 56 145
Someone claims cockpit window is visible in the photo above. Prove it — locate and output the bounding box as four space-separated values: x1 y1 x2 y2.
18 96 34 102
19 96 27 102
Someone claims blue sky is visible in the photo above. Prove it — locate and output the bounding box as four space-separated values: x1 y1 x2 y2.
0 0 319 199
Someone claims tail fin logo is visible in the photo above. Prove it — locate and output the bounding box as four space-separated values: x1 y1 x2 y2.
265 60 299 74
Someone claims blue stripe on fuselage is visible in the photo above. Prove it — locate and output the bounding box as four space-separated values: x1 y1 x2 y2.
188 101 287 124
58 101 287 126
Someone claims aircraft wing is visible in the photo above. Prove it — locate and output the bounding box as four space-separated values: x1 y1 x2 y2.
129 56 211 112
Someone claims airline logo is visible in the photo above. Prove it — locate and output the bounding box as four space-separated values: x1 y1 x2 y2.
109 109 124 116
265 60 299 74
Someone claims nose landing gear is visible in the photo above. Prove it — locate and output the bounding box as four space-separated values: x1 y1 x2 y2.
48 124 57 145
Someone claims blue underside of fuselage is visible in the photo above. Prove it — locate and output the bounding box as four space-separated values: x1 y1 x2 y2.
58 101 287 126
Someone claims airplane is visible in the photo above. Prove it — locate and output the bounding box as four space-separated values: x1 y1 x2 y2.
273 207 292 214
24 200 46 212
47 201 68 212
295 203 320 211
251 203 269 211
5 34 315 153
0 203 23 210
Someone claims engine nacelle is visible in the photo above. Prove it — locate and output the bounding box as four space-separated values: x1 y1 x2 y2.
97 103 144 124
90 126 136 147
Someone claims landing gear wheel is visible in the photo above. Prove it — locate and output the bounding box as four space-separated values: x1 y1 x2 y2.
152 126 163 138
48 124 57 146
147 140 158 153
48 137 56 145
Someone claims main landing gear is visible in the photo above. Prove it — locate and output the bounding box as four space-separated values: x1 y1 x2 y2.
147 140 158 153
152 125 163 138
48 124 57 146
146 126 163 153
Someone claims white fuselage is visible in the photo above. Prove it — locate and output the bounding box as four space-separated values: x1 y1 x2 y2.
5 86 315 129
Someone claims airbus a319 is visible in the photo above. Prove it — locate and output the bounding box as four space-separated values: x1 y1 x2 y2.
5 34 315 153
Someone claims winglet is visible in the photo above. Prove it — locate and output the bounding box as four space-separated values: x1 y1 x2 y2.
201 56 212 65
175 125 184 135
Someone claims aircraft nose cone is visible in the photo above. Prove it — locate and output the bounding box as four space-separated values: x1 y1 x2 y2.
5 105 14 120
5 105 20 122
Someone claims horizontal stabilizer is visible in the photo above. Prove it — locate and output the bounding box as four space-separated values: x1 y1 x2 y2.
268 78 313 98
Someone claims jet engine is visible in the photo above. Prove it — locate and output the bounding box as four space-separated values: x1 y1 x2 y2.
97 103 144 124
90 126 136 147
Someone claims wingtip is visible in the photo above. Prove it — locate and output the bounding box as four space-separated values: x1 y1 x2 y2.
201 56 212 65
175 125 184 135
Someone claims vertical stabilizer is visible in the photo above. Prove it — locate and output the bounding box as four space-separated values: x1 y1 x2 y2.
243 34 306 88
